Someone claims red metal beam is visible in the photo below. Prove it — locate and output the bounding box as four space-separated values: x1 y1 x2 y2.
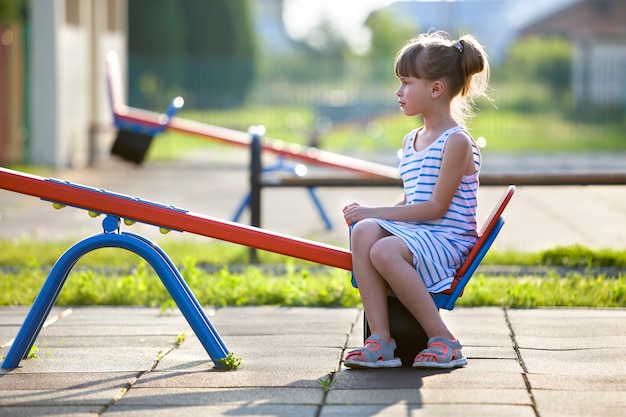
114 106 400 179
0 167 353 271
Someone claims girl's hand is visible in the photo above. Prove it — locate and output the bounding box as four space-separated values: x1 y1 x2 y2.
343 203 370 225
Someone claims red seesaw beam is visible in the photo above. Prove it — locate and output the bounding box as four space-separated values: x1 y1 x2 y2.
0 167 353 271
106 52 399 180
114 107 400 179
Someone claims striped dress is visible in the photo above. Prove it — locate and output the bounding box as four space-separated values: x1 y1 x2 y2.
373 125 481 293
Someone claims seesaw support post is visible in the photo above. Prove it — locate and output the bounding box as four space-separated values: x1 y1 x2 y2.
1 218 229 370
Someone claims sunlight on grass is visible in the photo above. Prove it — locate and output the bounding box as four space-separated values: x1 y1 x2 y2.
143 100 625 163
0 240 624 308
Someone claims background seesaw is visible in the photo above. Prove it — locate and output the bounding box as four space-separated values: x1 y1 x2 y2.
106 51 400 179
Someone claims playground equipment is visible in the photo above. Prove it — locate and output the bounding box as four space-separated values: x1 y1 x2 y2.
106 52 399 179
0 166 351 370
232 153 334 230
0 164 514 369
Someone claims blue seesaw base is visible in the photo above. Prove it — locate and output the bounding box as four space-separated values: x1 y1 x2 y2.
1 215 229 370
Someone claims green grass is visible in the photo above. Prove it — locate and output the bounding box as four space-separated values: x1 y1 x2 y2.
146 106 626 162
0 240 624 308
457 274 625 308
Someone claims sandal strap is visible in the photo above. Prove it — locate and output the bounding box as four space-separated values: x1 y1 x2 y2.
345 334 397 362
414 337 463 363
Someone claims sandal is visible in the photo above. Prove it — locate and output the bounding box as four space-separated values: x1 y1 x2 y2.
412 337 467 369
344 334 402 369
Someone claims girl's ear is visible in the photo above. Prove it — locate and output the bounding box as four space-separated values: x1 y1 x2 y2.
431 80 445 98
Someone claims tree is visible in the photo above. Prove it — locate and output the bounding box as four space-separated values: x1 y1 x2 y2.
365 9 417 82
128 0 184 109
505 36 572 97
128 0 256 109
181 0 255 108
0 0 22 24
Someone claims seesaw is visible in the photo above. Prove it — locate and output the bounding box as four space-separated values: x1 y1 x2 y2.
106 52 400 179
0 166 514 369
0 166 351 370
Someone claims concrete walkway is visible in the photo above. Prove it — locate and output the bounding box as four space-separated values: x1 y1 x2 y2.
1 306 625 417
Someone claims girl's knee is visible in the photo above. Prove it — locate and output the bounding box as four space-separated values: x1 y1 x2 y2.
351 220 383 246
370 237 412 270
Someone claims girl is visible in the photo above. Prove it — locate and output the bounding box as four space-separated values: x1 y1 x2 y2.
343 31 491 369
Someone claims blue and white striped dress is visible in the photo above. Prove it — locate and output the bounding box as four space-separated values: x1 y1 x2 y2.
373 125 480 293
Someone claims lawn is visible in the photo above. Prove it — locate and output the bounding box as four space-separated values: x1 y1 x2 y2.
146 102 626 162
1 241 624 309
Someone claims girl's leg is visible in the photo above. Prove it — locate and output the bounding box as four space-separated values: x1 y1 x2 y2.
350 220 393 341
369 235 455 342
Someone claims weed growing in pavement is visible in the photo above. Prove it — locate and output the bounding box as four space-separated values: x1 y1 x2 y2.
173 332 187 347
218 352 242 370
26 345 39 359
317 375 336 393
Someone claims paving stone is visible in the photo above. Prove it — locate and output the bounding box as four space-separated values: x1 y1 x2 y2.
327 387 532 406
319 403 536 417
0 405 102 417
1 306 625 417
132 369 331 389
116 387 323 406
527 373 626 392
533 390 626 417
104 404 320 417
0 372 137 390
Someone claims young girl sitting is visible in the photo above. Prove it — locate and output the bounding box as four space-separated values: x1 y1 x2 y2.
343 31 491 369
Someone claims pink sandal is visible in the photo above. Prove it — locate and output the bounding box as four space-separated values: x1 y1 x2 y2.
412 337 467 369
344 334 402 369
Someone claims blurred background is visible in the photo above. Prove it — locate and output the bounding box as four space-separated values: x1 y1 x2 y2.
0 0 624 168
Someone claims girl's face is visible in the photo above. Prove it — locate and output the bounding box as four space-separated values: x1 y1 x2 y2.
395 76 432 117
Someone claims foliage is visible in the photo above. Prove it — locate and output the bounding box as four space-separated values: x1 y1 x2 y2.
459 274 625 308
143 101 625 161
503 36 573 98
365 9 417 82
0 0 23 24
218 352 242 370
128 0 255 109
317 375 336 392
0 241 624 309
540 245 626 268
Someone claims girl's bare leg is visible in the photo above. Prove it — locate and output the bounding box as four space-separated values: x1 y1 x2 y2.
350 220 393 341
369 235 456 362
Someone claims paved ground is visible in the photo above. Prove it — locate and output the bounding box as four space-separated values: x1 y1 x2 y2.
1 149 625 416
1 306 625 417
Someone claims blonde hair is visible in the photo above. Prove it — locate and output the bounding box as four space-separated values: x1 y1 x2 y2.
394 31 492 125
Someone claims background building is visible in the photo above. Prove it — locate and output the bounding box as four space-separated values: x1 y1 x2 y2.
520 0 626 107
28 0 126 167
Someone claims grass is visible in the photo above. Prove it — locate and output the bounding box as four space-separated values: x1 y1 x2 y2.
0 240 624 309
143 89 626 162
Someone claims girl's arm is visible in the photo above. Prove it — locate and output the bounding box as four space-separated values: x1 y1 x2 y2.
343 132 472 224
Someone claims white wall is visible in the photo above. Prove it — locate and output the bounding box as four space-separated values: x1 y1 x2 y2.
30 0 127 168
574 39 626 106
30 0 61 166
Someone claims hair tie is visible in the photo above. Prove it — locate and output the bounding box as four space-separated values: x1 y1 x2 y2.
453 40 464 54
